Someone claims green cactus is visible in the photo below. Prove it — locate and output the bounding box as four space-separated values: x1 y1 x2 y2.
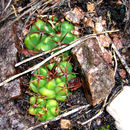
29 96 59 121
24 16 78 121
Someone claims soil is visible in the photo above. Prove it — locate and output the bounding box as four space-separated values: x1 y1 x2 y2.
0 0 129 130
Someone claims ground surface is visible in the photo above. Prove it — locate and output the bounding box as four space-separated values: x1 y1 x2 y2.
0 0 129 129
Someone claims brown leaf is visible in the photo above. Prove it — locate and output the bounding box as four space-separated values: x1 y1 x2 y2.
87 2 95 12
65 7 84 24
85 18 94 28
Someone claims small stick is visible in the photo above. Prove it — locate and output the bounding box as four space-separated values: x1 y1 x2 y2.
0 30 119 87
113 50 118 76
0 0 52 34
0 35 95 86
81 110 103 125
3 0 12 12
81 97 108 125
0 1 37 23
95 36 105 53
27 105 90 130
12 5 18 17
112 43 130 75
15 45 66 67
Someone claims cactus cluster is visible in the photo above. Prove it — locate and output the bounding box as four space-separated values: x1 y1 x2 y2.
24 15 77 121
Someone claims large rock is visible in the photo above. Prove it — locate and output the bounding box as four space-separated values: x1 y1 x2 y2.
0 27 31 129
71 38 115 106
0 27 22 103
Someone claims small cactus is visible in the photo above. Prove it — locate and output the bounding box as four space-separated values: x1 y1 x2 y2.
24 15 78 121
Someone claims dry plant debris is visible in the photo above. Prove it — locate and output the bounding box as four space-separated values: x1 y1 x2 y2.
65 7 84 24
87 2 95 12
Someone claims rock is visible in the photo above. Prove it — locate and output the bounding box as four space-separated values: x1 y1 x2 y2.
0 101 32 130
0 27 22 103
0 27 31 129
60 119 71 129
71 38 115 106
0 43 22 103
98 35 111 48
113 37 123 50
107 86 130 130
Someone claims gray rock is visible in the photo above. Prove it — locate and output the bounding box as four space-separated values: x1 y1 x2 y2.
0 27 32 129
0 39 22 103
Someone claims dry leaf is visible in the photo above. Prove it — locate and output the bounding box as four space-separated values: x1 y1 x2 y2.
85 18 94 28
87 2 95 12
65 7 84 24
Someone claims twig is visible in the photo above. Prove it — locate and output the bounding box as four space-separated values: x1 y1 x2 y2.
15 45 66 67
3 0 12 12
24 0 60 28
0 30 119 87
0 34 95 86
27 105 90 130
12 5 18 17
0 0 52 34
81 110 103 125
112 43 130 75
113 50 118 76
0 1 37 23
81 97 108 125
95 36 105 53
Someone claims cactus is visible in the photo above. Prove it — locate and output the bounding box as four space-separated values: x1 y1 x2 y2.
28 96 59 121
24 16 78 121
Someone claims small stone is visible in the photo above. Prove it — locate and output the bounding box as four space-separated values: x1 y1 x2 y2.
71 30 80 37
101 19 106 26
98 35 111 48
95 22 104 33
119 69 126 79
44 124 48 129
71 38 115 106
113 37 123 50
96 118 101 126
107 86 130 130
60 119 71 129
